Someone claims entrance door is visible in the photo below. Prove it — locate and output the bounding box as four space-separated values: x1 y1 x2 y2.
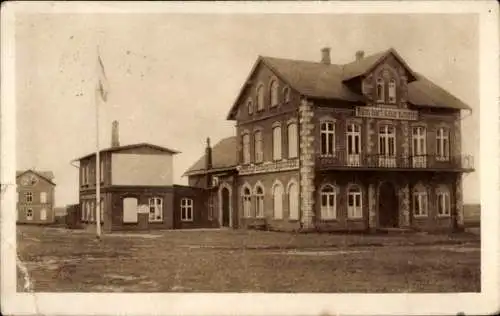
221 187 230 227
378 182 399 228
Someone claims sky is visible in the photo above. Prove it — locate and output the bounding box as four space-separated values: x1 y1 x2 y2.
15 13 479 207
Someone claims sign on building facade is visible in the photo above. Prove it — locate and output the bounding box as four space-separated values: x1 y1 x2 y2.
355 106 418 121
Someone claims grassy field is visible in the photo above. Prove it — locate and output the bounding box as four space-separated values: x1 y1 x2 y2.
16 226 480 293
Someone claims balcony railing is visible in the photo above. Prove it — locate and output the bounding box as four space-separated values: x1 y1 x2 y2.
317 151 474 171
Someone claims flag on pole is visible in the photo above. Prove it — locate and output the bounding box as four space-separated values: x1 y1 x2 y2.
97 51 109 102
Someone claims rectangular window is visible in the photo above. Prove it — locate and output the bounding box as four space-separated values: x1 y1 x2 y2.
320 122 335 156
149 197 163 222
287 123 298 158
347 189 363 218
181 198 194 222
254 131 263 163
273 126 282 161
436 128 450 161
25 192 33 203
123 197 139 223
413 192 428 217
40 192 47 204
26 208 33 220
320 188 336 219
437 192 451 216
242 134 251 164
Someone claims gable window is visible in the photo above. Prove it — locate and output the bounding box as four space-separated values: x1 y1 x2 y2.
247 100 254 115
412 126 427 167
347 185 363 218
378 125 396 167
320 121 335 156
346 123 361 166
272 125 282 161
255 185 264 218
437 186 451 217
270 80 279 107
26 208 33 221
436 127 450 161
288 182 299 220
283 86 291 103
254 130 263 163
242 187 252 218
242 133 251 164
256 85 265 111
376 78 385 102
388 79 396 103
413 184 428 217
149 197 163 222
40 192 47 204
180 198 194 222
320 184 337 220
272 182 284 219
25 192 33 203
287 123 298 158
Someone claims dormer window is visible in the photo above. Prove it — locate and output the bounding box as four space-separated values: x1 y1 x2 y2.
388 79 396 104
376 78 385 102
270 80 279 107
256 84 265 111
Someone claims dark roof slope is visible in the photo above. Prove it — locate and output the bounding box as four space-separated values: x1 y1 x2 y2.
227 48 471 119
16 170 56 185
74 143 180 161
183 136 237 176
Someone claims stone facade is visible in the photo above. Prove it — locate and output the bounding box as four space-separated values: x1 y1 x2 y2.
299 98 316 230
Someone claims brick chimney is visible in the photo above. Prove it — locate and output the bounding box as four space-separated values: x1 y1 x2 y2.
205 137 213 188
355 50 365 61
111 120 120 147
321 47 331 65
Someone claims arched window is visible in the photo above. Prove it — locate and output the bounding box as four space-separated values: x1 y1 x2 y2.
436 127 450 161
413 184 428 217
255 185 264 218
388 79 396 103
320 121 335 156
242 186 252 218
242 133 250 164
320 184 337 219
288 181 299 220
283 86 291 103
437 185 451 217
270 80 279 107
256 85 265 111
149 197 163 222
247 100 254 115
376 78 385 102
272 125 282 161
287 123 298 158
254 130 263 163
347 185 363 218
272 182 284 219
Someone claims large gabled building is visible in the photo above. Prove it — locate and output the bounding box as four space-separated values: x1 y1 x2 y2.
185 47 475 233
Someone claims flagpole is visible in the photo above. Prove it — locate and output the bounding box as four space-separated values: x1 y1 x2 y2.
95 46 102 240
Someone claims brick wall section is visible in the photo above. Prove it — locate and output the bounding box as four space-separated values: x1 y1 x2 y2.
455 174 464 229
299 98 316 230
398 181 410 227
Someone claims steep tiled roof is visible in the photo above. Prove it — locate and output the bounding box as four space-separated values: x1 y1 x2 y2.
227 48 471 119
74 143 180 161
183 136 237 176
16 170 56 185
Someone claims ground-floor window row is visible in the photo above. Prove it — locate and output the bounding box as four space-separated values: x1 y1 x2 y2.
18 207 48 221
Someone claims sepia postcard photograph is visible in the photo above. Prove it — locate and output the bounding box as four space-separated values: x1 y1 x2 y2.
1 1 499 316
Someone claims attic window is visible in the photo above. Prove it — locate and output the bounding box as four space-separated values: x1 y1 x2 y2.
376 78 385 102
256 84 265 111
247 99 254 115
283 86 291 103
270 80 279 107
388 79 396 104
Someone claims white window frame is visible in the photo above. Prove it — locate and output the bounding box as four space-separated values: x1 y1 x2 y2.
378 125 396 167
26 208 33 221
287 181 299 220
180 198 194 222
149 197 163 222
272 182 284 220
272 125 282 161
347 186 363 219
242 133 251 164
412 126 427 168
346 123 361 166
256 84 265 111
320 184 337 220
242 187 252 218
376 78 385 102
25 192 33 203
270 80 279 107
287 123 298 159
254 130 263 163
413 186 428 217
40 192 47 204
437 188 451 217
255 185 265 218
320 121 335 156
436 127 450 161
388 79 396 103
40 208 47 221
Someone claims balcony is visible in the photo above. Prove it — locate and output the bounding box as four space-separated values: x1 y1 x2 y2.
238 159 299 175
316 151 474 172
